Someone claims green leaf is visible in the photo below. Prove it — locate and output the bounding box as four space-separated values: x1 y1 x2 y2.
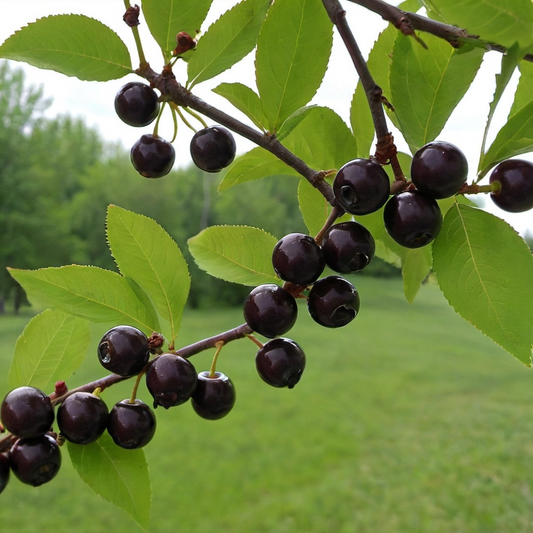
255 0 333 131
213 82 268 130
420 0 533 49
0 15 132 81
188 225 279 285
106 206 190 345
390 34 484 152
67 434 151 531
142 0 213 60
219 146 297 191
188 0 271 88
401 248 433 303
478 100 533 178
8 309 90 391
8 265 160 335
509 60 533 118
433 203 533 365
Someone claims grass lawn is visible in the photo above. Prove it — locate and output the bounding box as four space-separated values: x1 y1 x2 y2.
1 276 533 532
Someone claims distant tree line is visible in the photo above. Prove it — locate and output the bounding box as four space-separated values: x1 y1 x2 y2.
0 62 398 313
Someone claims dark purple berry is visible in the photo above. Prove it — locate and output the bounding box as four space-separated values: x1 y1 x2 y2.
8 435 61 487
411 141 468 199
57 392 109 445
321 221 375 273
131 134 175 178
383 190 442 248
333 159 390 215
1 386 54 439
243 284 298 338
107 399 156 449
145 353 197 409
114 82 159 127
307 276 360 328
0 454 9 494
272 233 325 285
255 338 306 388
191 371 236 420
97 325 150 377
489 159 533 213
190 126 236 172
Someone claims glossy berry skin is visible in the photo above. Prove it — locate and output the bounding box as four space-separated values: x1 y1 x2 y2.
57 392 109 445
255 338 306 388
191 371 236 420
9 435 61 487
107 399 156 449
145 353 197 409
321 221 375 273
1 386 54 439
0 454 9 494
114 82 159 127
272 233 325 285
131 134 175 178
489 159 533 213
97 325 150 377
307 276 360 328
333 159 390 215
411 141 468 199
383 190 442 249
190 126 236 172
243 284 298 338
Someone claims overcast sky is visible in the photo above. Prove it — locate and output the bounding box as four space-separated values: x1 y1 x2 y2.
1 0 532 235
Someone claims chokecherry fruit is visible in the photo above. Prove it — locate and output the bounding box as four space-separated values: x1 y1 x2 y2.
114 82 159 127
333 158 390 215
97 325 150 377
321 221 375 273
107 399 156 449
131 134 176 178
307 276 360 328
383 190 442 248
145 353 197 409
411 141 468 199
8 435 61 487
190 126 236 172
255 338 306 388
57 392 109 445
489 159 533 213
1 386 54 439
191 371 236 420
0 453 10 494
243 284 298 338
272 233 325 285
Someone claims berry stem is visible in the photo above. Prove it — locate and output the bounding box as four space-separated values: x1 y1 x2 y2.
123 0 149 67
208 341 225 378
128 368 148 404
314 204 345 245
246 334 265 349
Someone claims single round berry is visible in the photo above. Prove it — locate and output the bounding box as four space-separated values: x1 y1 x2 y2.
272 233 325 285
191 371 236 420
243 284 298 338
131 134 175 178
0 453 10 494
1 386 54 439
114 82 159 127
145 353 197 409
8 435 61 487
190 126 236 172
383 190 442 248
321 221 375 273
107 399 156 449
255 338 306 388
307 276 360 328
333 159 390 215
489 159 533 213
411 141 468 199
97 325 150 377
57 392 109 445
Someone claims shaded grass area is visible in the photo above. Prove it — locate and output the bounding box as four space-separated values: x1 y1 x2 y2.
1 277 533 532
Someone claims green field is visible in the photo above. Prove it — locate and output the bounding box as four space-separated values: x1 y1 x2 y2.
1 277 533 532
